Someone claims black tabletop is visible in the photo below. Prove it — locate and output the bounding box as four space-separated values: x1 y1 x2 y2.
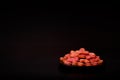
1 4 120 80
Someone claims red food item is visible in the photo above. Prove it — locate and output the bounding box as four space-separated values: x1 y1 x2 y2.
86 55 91 59
63 60 71 66
79 59 85 63
83 51 89 55
74 57 79 61
94 56 100 61
64 54 70 59
89 59 96 63
78 55 86 58
79 48 85 51
70 50 75 54
91 62 98 66
85 63 91 66
60 48 103 67
84 59 90 63
98 60 103 64
60 57 64 61
77 62 84 66
67 58 74 62
72 61 77 66
89 53 96 58
76 50 81 54
70 53 79 57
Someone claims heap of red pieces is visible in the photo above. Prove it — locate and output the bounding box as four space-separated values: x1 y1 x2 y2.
60 48 103 67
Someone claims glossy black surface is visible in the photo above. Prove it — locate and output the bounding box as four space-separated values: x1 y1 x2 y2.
0 4 120 80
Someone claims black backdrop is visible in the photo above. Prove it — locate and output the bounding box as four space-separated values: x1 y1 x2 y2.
0 4 120 80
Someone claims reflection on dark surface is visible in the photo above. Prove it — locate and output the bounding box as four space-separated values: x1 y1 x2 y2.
57 57 106 80
0 4 120 80
58 63 106 74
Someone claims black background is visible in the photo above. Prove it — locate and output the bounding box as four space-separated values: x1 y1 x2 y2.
0 3 120 80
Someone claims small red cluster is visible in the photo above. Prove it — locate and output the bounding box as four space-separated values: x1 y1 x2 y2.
60 48 103 67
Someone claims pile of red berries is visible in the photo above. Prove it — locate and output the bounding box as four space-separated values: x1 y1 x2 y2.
60 48 103 67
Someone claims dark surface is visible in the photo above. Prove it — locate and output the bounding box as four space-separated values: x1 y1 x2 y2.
0 4 120 80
